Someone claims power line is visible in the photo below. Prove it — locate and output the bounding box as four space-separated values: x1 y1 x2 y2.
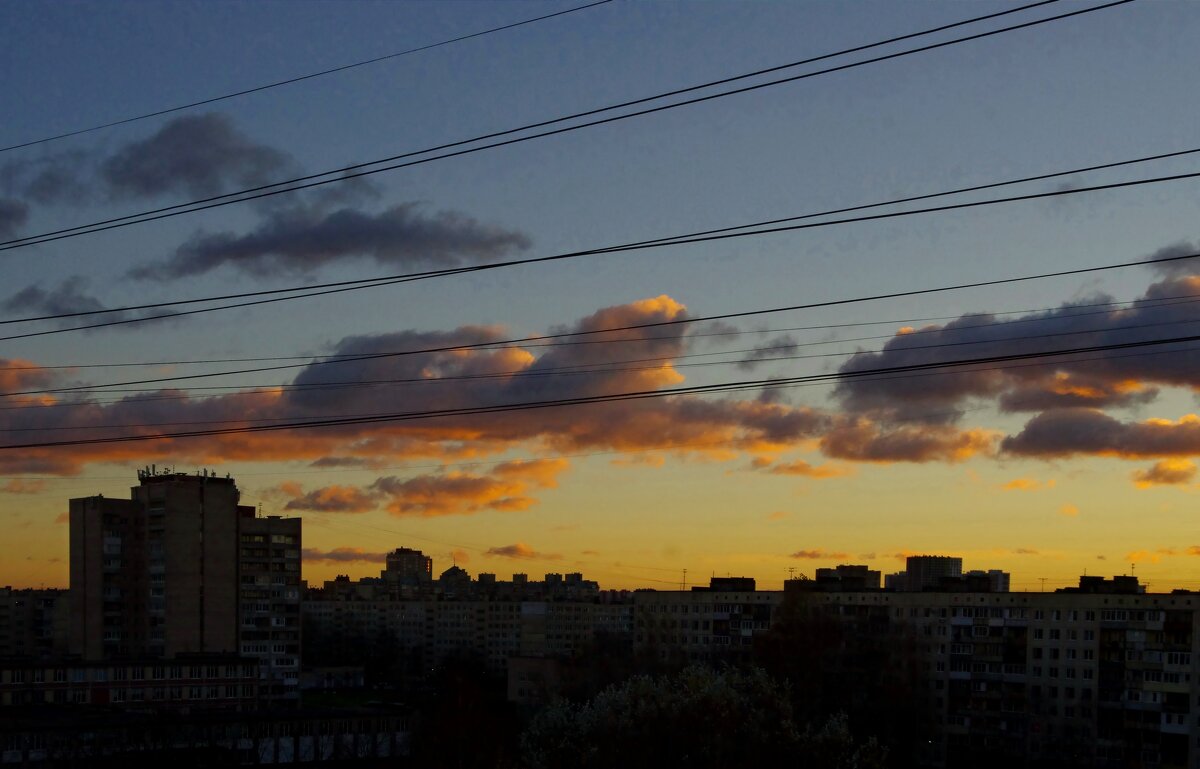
4 139 1196 330
4 328 1198 451
10 311 1199 407
7 243 1199 394
8 288 1200 374
0 0 616 154
4 166 1198 345
0 0 1126 252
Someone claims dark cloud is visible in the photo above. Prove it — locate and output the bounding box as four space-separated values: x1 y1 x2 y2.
302 547 388 564
1002 408 1200 459
371 459 567 517
485 542 561 560
2 277 177 330
0 150 94 206
131 201 532 280
737 334 799 370
283 484 378 513
0 198 28 239
833 267 1200 431
101 113 294 199
790 549 850 560
1142 241 1200 278
0 296 823 476
820 417 995 463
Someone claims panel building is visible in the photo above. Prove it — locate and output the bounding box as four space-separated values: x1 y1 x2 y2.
68 469 302 704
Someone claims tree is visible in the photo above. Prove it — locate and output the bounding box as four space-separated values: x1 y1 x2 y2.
521 665 886 769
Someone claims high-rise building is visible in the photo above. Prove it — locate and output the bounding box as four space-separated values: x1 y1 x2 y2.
903 555 963 592
68 470 301 703
383 547 432 585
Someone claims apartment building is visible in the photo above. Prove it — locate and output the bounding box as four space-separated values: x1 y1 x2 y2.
789 580 1199 768
632 578 782 661
0 588 68 660
67 469 301 705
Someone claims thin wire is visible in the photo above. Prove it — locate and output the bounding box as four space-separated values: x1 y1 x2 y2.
6 288 1200 373
10 311 1198 410
0 0 616 153
0 0 1124 252
4 328 1197 451
4 139 1197 330
7 241 1199 393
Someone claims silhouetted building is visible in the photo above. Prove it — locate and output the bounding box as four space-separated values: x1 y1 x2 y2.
0 587 68 660
813 564 882 590
68 469 301 703
383 547 432 585
903 555 963 592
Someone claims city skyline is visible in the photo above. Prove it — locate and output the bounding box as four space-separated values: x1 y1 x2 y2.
4 1 1200 594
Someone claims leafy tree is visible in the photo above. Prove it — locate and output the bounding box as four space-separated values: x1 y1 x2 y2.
521 665 886 769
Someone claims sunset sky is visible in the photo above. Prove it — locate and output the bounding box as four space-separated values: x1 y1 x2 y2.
3 0 1200 592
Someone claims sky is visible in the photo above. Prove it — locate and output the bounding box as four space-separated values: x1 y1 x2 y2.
2 0 1200 592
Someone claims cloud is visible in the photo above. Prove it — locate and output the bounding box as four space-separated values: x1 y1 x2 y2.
0 149 95 205
820 418 996 463
0 295 821 477
485 542 561 560
790 549 851 560
302 547 388 564
133 201 532 280
0 198 28 238
1131 459 1197 488
1059 503 1080 517
763 458 850 478
737 334 799 370
1013 547 1040 555
283 484 378 513
1001 477 1055 491
766 511 789 521
450 549 471 564
1 479 46 494
54 512 69 524
101 113 294 199
372 459 569 517
2 277 176 330
831 267 1200 428
1003 409 1200 459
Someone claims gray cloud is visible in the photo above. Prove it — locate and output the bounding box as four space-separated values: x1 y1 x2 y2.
1001 408 1200 459
737 334 799 370
2 277 176 330
0 198 28 239
131 201 532 280
302 547 388 564
101 113 294 199
0 150 95 206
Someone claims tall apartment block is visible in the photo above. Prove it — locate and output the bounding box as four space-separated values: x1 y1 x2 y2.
68 469 301 704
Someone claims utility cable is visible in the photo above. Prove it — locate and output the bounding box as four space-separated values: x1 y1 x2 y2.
0 0 1124 252
0 1 616 154
3 328 1196 450
2 165 1197 345
3 139 1196 329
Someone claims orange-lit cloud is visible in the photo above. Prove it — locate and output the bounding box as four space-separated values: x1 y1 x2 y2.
1059 504 1080 517
1001 477 1055 491
373 458 569 517
763 459 851 478
820 418 996 463
450 549 471 564
790 549 851 560
485 542 561 560
1132 459 1197 488
766 511 789 521
283 484 377 513
302 547 388 563
1 479 47 494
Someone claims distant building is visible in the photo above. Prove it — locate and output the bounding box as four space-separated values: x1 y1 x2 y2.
0 587 68 660
903 555 963 592
813 564 882 591
383 547 432 585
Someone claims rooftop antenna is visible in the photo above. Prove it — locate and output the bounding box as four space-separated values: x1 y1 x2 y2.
1039 577 1047 593
679 568 687 592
